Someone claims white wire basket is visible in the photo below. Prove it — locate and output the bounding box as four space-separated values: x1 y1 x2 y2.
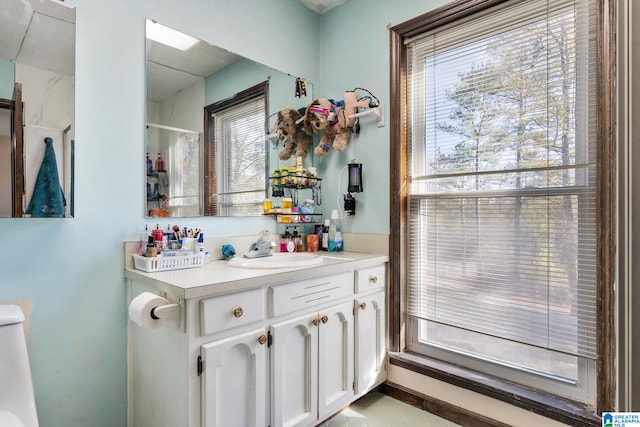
133 253 204 272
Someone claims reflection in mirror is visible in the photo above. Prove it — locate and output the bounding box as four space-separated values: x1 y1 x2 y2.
204 81 268 217
145 20 312 218
0 0 75 218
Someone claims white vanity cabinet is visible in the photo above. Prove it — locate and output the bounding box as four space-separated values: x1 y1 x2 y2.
355 291 386 394
200 288 268 427
354 265 387 396
201 327 268 427
125 251 387 427
270 300 354 427
269 271 355 427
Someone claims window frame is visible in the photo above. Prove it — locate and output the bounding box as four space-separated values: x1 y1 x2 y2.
388 0 616 424
203 81 269 216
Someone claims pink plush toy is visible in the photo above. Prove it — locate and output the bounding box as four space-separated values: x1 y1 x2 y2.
304 98 350 156
343 91 370 128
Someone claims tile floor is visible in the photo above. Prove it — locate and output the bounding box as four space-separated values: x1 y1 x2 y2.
318 391 462 427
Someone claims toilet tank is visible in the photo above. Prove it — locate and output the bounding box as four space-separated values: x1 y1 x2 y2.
0 305 39 427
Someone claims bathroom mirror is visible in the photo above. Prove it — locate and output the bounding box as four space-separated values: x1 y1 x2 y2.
145 20 312 218
0 0 75 218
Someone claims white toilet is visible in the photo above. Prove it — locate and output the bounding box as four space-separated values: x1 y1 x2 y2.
0 305 39 427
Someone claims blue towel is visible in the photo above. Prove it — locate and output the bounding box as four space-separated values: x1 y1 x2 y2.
25 137 66 217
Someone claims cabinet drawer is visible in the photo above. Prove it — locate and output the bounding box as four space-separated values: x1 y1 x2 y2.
270 271 353 317
200 288 265 336
355 265 386 294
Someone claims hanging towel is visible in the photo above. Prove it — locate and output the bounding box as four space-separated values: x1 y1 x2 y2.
25 137 66 218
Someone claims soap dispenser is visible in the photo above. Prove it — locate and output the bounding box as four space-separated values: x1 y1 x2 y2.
280 228 293 253
293 229 303 252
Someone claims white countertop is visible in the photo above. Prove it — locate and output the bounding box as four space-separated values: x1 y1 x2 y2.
124 251 388 300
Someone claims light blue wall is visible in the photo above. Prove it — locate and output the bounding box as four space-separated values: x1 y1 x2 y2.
0 0 450 426
311 0 450 234
0 59 15 99
205 56 312 123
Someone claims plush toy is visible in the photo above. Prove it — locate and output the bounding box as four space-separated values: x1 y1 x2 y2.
343 90 371 128
276 108 312 160
304 98 350 156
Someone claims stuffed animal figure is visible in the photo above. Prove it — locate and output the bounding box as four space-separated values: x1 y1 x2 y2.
304 98 350 156
277 108 312 160
343 90 370 128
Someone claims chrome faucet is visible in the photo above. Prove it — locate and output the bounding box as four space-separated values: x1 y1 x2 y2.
244 230 276 258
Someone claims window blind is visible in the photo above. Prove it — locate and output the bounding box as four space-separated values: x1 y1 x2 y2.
213 96 266 216
406 0 597 360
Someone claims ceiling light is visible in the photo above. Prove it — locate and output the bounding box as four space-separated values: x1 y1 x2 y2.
146 20 199 51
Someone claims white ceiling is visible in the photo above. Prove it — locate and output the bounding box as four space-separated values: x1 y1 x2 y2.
0 0 75 76
296 0 348 15
0 0 345 105
147 0 349 102
146 33 240 102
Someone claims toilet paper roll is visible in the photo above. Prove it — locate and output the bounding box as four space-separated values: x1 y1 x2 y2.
128 292 169 329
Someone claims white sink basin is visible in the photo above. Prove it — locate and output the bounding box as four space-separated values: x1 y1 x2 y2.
228 252 324 269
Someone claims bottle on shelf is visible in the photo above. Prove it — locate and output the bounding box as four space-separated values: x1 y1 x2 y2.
146 153 152 175
300 199 314 223
155 153 164 172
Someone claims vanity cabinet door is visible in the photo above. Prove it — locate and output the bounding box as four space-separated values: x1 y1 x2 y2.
317 300 354 420
354 291 386 395
270 312 318 427
201 327 268 427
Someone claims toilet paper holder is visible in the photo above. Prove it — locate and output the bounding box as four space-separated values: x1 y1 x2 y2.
150 303 180 322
